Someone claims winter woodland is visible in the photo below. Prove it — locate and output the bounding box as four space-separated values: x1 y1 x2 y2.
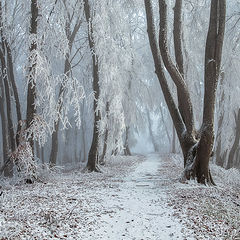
0 0 240 239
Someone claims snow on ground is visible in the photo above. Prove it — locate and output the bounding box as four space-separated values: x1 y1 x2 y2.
0 154 239 239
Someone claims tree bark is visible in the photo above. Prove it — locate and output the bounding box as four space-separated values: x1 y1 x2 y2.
172 123 176 153
195 0 226 184
26 0 38 157
0 50 15 153
159 0 194 136
84 0 101 172
0 75 10 176
173 0 184 78
6 44 22 147
144 0 226 184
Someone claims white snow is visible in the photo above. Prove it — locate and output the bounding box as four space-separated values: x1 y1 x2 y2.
93 154 190 240
0 154 239 239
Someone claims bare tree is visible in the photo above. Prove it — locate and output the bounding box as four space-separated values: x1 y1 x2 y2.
0 0 22 176
84 0 101 172
26 0 38 157
144 0 226 184
49 0 82 167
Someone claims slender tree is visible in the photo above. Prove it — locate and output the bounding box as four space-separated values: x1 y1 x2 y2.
226 109 240 169
84 0 101 172
49 0 83 167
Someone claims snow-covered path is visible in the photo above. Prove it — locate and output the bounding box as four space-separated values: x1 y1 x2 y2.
1 154 239 239
94 154 187 240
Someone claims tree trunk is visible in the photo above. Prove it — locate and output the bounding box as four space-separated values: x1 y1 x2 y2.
49 8 82 167
226 109 240 169
215 72 225 167
6 44 22 147
124 126 131 156
144 0 226 184
0 50 15 153
84 0 101 172
147 110 159 152
49 120 60 167
172 123 176 154
0 51 14 176
99 102 110 165
26 0 38 157
0 76 10 176
194 0 226 184
159 105 171 149
99 128 108 165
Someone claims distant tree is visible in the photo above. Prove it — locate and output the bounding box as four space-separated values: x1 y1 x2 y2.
49 0 83 167
226 108 240 169
144 0 226 184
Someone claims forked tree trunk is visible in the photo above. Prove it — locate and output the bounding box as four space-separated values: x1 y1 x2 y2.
144 0 226 185
194 0 226 184
84 0 101 172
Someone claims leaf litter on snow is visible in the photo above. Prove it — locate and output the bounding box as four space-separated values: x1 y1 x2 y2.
165 154 240 240
1 153 239 239
0 155 145 239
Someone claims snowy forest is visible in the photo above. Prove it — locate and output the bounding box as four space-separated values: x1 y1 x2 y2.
0 0 240 239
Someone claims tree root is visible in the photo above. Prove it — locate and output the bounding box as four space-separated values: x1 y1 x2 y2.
82 164 102 173
181 155 216 186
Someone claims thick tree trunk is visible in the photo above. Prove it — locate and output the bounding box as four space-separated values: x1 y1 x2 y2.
0 51 15 153
84 0 101 172
0 77 10 176
144 0 226 185
184 0 226 184
195 0 225 184
26 0 38 157
0 51 14 176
